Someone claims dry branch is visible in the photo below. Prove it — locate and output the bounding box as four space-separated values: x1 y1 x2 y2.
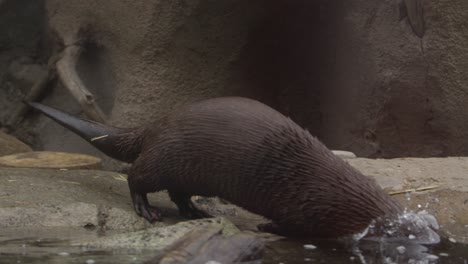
389 185 439 195
56 45 107 123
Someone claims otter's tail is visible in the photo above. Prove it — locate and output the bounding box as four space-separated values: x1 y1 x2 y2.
26 101 142 163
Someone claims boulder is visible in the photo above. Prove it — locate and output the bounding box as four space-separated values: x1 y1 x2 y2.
0 131 32 156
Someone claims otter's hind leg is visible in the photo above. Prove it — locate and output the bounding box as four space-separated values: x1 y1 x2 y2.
127 158 163 223
168 191 212 219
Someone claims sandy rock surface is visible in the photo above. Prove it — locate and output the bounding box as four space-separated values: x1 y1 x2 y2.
0 157 467 245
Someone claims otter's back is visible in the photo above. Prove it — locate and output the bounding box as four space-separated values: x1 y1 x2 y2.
141 97 305 200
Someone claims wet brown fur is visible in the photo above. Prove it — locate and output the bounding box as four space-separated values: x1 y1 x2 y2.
28 97 402 238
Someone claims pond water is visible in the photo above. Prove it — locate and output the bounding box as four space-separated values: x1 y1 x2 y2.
264 237 468 264
1 227 467 264
0 228 158 264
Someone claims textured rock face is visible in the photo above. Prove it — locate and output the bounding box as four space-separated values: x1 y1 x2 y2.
44 0 265 126
1 0 467 160
319 0 468 158
42 0 468 159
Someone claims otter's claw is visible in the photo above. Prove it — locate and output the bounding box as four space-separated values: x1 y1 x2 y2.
132 192 163 223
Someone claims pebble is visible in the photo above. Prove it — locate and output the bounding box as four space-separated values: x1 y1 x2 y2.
331 150 356 159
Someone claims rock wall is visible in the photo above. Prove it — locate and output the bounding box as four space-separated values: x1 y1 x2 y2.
1 0 468 165
319 0 468 158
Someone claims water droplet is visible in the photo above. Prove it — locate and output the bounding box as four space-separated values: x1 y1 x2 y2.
396 245 406 254
205 260 222 264
303 244 317 250
405 192 411 201
426 254 439 260
408 234 416 239
86 259 96 264
439 253 449 257
449 237 457 243
205 261 222 264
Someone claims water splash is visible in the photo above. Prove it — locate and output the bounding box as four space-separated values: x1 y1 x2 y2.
363 210 440 245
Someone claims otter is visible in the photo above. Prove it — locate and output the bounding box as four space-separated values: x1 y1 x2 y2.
26 97 432 239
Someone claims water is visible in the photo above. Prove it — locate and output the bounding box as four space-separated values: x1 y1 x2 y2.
264 237 468 264
1 227 467 264
0 228 158 264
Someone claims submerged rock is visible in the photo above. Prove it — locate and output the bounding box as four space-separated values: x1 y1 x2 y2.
146 225 264 264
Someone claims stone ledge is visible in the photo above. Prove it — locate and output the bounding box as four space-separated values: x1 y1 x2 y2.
0 157 466 243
